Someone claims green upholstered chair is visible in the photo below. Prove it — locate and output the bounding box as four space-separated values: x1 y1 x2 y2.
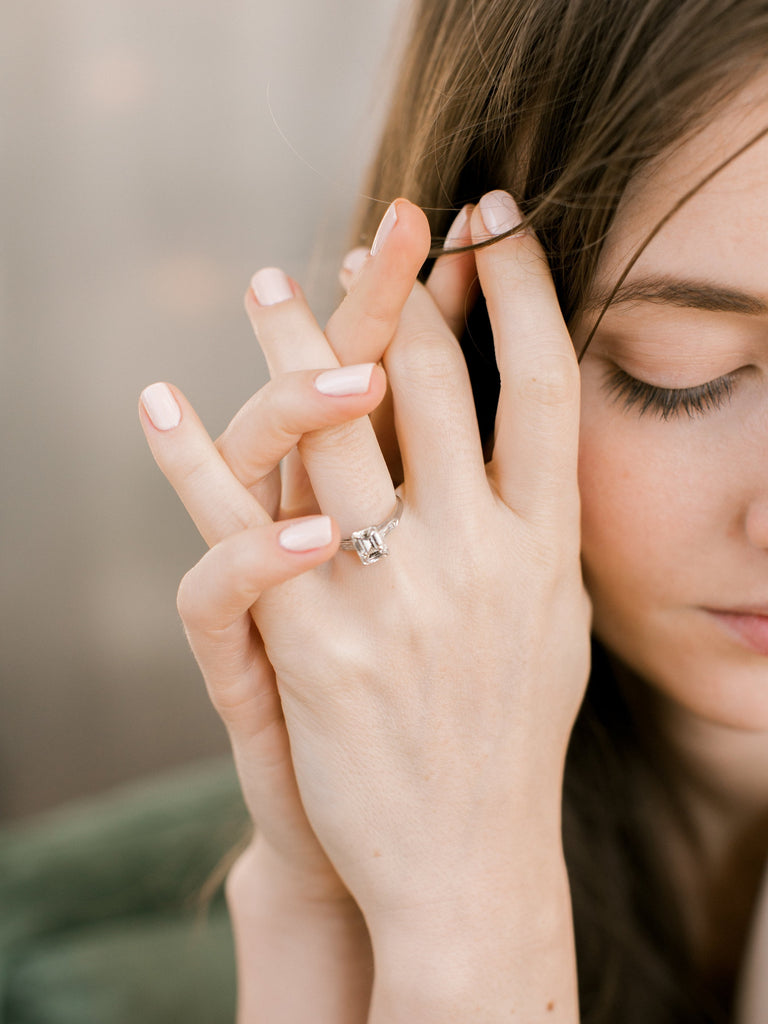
0 758 247 1023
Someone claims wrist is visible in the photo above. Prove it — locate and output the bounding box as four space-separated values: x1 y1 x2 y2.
360 799 567 928
227 839 373 1024
227 836 357 914
367 849 578 1024
369 843 572 959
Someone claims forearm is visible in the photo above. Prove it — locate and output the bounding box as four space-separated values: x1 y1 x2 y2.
226 841 373 1024
367 834 579 1023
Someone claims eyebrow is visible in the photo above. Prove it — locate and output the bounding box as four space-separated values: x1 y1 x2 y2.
584 275 768 315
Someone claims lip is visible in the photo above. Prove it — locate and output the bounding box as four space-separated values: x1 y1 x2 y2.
707 609 768 656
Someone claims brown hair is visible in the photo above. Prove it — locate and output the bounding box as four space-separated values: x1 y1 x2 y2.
351 2 768 1021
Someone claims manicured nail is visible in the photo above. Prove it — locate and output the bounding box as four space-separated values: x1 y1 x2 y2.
443 205 472 250
141 383 181 431
314 363 375 396
279 516 333 552
342 247 369 276
250 267 294 306
370 202 398 257
478 190 525 237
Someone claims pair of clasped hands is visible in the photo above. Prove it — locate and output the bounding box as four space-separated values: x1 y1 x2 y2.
140 191 591 945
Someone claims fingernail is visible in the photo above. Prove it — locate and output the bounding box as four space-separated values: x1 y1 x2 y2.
250 267 294 306
370 201 398 257
342 247 369 276
443 205 472 250
279 516 333 552
314 363 375 396
478 190 525 237
141 383 181 431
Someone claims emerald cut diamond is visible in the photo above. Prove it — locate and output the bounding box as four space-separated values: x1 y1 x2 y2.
350 526 389 565
339 495 403 565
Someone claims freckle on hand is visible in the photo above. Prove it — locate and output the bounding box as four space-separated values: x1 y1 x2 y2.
547 1000 555 1011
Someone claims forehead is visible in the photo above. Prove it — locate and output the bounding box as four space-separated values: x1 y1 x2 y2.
594 72 768 296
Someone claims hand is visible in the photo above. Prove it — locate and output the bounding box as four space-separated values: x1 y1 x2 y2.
139 200 445 907
140 212 488 1023
144 193 591 932
139 364 389 902
254 196 591 921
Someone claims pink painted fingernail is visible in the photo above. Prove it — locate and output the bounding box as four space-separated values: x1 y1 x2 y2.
443 205 472 250
341 247 369 276
478 191 525 237
141 383 181 431
279 516 333 552
370 201 398 257
314 363 375 396
250 267 294 306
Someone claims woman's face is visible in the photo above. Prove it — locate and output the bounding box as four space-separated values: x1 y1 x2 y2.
574 76 768 738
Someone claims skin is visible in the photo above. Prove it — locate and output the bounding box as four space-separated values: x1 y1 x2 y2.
139 75 768 1022
142 195 587 1023
578 75 768 740
574 75 768 987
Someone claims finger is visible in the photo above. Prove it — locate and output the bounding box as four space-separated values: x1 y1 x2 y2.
178 516 338 672
325 199 432 366
472 191 581 525
338 247 368 292
337 207 477 346
425 205 480 340
279 448 319 520
139 382 269 546
329 267 400 482
334 249 401 480
278 383 377 516
384 283 487 516
177 517 337 825
245 272 396 537
216 364 386 493
247 464 282 522
335 206 477 488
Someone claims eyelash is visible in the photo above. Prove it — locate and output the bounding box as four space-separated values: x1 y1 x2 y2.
604 367 738 420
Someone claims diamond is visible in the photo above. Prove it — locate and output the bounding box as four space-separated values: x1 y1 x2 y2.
339 495 403 565
351 526 390 565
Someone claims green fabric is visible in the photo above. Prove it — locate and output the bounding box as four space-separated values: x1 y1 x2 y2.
5 910 235 1024
0 757 248 1023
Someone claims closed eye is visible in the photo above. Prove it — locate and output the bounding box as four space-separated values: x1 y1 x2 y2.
603 367 739 420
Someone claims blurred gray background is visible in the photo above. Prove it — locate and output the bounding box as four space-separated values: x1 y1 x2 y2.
2 0 402 821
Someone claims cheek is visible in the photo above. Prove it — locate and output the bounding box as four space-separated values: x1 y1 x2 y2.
576 405 714 617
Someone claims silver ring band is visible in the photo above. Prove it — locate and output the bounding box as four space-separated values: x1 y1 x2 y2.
339 495 403 565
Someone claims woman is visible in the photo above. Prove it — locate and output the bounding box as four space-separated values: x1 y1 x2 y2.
139 1 768 1021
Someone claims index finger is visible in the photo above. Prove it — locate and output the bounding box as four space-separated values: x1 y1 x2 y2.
139 382 269 546
472 191 581 526
325 198 432 364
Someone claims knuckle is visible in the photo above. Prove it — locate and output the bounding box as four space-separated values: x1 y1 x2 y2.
172 448 212 492
177 549 251 637
299 417 363 457
391 331 464 387
219 385 272 450
357 298 397 339
517 354 579 407
219 380 307 482
261 375 303 429
176 567 203 627
488 247 548 293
